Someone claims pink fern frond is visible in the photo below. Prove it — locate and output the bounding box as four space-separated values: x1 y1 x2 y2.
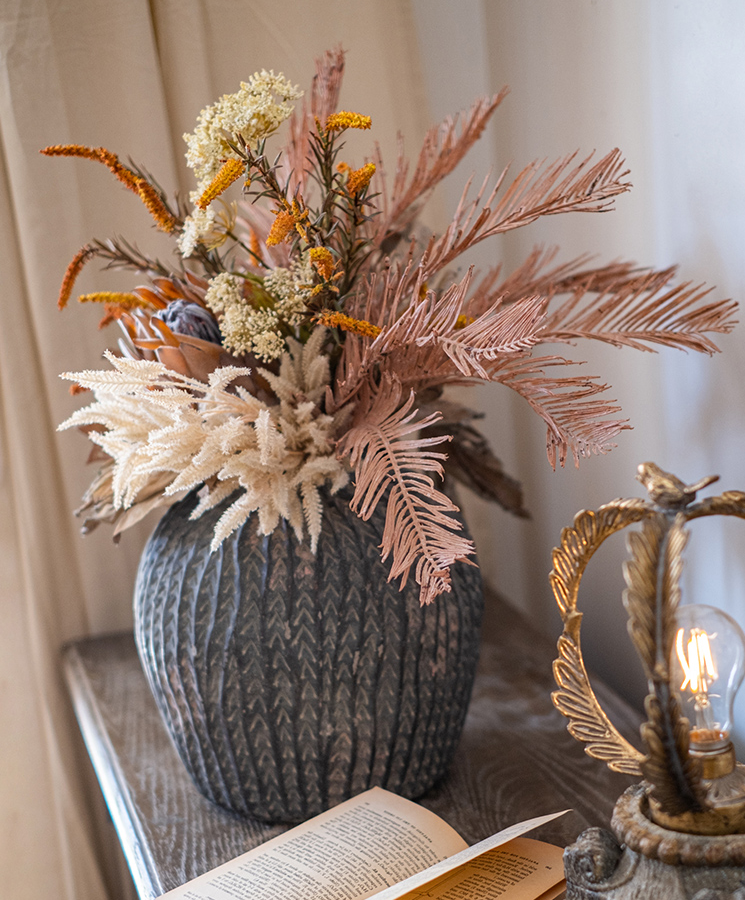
281 48 346 195
418 149 631 282
375 90 508 240
419 294 548 378
542 270 737 353
488 356 629 468
337 376 476 605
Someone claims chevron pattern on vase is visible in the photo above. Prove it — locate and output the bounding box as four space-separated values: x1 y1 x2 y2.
133 487 484 823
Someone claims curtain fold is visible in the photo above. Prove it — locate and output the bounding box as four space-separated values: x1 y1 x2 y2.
0 2 433 896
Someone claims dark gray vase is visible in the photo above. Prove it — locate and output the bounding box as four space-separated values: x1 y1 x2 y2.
133 487 484 823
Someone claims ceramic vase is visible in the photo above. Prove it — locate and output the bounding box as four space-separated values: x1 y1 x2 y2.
133 487 484 823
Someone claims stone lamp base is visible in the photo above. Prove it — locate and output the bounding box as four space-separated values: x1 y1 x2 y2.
564 784 745 899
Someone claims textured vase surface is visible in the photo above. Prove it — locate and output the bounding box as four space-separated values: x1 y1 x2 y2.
133 487 484 823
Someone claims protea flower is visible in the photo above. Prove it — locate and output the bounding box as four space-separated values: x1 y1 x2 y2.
153 299 222 344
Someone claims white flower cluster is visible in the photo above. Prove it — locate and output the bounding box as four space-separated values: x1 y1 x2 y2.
204 272 243 313
205 272 283 361
263 252 314 326
221 306 285 362
183 70 302 189
177 207 216 257
204 254 315 362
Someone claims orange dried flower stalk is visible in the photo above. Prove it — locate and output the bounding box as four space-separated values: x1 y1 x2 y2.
197 159 246 210
315 310 381 338
309 247 336 281
78 291 149 308
346 163 376 196
266 209 296 246
135 179 178 233
41 145 140 194
42 144 177 231
95 148 142 194
57 244 97 309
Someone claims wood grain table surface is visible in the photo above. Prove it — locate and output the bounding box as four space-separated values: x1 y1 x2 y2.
62 593 643 899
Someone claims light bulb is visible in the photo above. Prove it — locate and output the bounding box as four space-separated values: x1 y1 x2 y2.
670 603 745 752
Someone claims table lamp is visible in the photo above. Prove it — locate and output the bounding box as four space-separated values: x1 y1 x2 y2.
550 463 745 898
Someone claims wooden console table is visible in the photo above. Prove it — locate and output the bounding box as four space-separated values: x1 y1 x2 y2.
63 595 642 899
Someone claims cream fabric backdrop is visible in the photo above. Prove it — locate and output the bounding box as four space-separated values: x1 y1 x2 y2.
0 2 433 897
3 1 745 898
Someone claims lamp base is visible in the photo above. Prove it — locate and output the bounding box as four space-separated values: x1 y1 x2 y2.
564 784 745 899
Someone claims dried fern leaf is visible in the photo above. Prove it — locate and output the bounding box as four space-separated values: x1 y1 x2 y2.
487 356 629 467
421 294 548 378
378 90 508 235
543 270 737 353
338 375 475 605
418 149 630 280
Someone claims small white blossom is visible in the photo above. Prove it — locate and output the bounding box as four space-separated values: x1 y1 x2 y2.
177 207 216 257
183 71 302 186
205 272 244 314
220 305 285 362
251 329 286 362
264 252 314 327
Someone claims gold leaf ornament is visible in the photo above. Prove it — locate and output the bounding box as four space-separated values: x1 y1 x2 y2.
550 500 649 775
551 466 745 821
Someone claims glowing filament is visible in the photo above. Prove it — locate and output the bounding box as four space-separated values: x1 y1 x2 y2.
677 627 718 694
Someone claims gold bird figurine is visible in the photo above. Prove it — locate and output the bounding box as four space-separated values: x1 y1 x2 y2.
636 461 719 509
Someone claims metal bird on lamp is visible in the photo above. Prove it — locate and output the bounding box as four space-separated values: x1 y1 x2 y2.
551 463 745 898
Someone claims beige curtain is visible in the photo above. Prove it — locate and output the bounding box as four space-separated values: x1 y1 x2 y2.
4 1 745 897
0 2 436 897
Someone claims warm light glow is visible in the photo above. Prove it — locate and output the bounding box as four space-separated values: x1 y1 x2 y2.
677 627 718 694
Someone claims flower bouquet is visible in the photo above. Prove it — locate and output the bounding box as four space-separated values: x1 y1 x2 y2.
48 49 735 607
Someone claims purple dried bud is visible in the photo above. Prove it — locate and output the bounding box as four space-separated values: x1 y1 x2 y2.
154 300 222 345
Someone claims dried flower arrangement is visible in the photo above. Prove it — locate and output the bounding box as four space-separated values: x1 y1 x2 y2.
47 49 736 605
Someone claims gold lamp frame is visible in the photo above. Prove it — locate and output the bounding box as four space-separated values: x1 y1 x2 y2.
550 464 745 898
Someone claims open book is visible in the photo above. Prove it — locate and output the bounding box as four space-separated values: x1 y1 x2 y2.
165 787 567 900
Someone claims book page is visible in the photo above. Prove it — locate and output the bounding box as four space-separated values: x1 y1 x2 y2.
163 787 468 900
395 838 565 900
369 809 569 900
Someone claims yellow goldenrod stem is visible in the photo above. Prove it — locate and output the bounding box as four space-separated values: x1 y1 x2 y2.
266 209 296 246
346 163 376 196
248 228 264 264
309 247 336 281
324 111 372 132
454 314 475 329
77 291 148 308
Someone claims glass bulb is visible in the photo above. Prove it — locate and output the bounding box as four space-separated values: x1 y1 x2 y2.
670 603 745 751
